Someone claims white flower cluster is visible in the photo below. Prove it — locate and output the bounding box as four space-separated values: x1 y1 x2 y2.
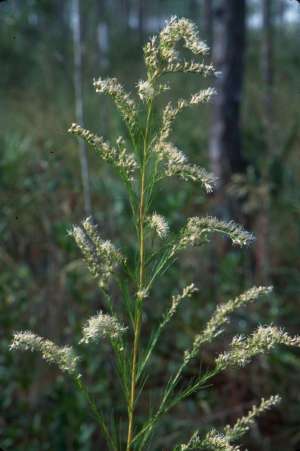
151 87 216 192
70 217 125 288
143 35 160 79
180 394 280 450
224 395 281 442
190 87 217 105
137 80 155 102
201 430 240 451
68 123 137 181
159 102 180 142
136 289 148 300
184 286 272 363
180 429 240 451
176 164 216 192
10 331 80 377
93 77 137 130
201 286 273 344
155 142 216 193
166 60 216 77
80 311 127 344
148 213 169 238
216 326 300 370
158 88 215 146
156 141 186 166
159 16 209 63
178 216 254 250
115 136 138 180
168 283 198 318
143 17 216 81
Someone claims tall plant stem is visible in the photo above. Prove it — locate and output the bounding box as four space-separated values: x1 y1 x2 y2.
126 101 152 451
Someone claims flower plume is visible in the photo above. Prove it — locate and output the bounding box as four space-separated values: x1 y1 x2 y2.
178 216 254 250
148 213 169 238
180 429 240 451
137 80 155 102
224 395 281 442
143 16 216 80
184 286 273 363
168 283 198 319
93 77 137 130
69 217 124 288
80 311 127 344
159 16 209 62
180 395 280 450
216 326 300 370
68 123 137 181
10 331 80 376
155 142 216 192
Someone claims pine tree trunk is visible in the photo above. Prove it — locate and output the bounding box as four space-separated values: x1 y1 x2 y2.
71 0 92 216
208 0 247 293
209 0 247 196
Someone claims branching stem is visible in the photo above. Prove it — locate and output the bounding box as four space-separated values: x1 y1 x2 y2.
126 99 153 451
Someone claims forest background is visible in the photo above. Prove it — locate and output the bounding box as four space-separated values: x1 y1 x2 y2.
1 0 300 450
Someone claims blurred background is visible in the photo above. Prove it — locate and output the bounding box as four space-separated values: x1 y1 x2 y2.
1 0 300 450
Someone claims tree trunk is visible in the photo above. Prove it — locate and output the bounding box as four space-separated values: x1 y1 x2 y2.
208 0 247 295
71 0 92 216
209 0 247 197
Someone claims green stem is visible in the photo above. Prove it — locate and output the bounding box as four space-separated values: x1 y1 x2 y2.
126 99 153 451
136 368 219 450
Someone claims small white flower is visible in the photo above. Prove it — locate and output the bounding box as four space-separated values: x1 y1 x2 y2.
137 80 155 102
148 213 169 238
137 289 148 300
69 217 126 288
80 311 127 344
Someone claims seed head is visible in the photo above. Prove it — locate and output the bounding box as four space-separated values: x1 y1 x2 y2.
10 331 80 376
93 77 137 130
137 80 155 102
148 213 169 238
80 311 127 344
216 326 300 370
179 216 254 250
